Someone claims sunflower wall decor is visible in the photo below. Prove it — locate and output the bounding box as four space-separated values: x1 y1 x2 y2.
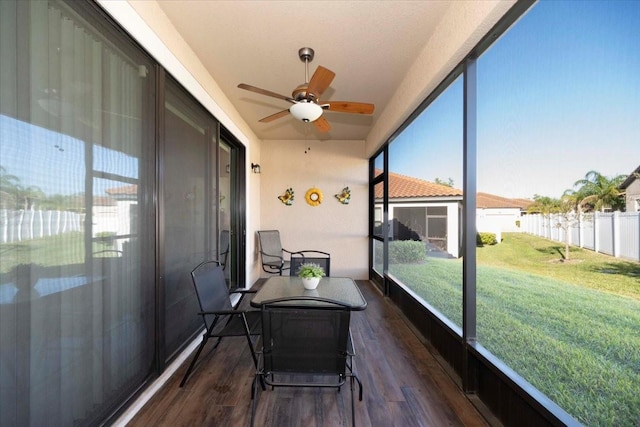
305 187 323 207
278 188 294 205
335 186 351 204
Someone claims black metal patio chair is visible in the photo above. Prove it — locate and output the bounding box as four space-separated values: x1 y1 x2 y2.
257 230 330 275
289 250 331 276
250 296 363 426
179 260 261 387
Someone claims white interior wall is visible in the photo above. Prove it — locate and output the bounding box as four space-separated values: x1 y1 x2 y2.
259 139 368 279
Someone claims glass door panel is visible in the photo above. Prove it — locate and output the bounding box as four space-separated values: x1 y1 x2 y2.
163 82 217 360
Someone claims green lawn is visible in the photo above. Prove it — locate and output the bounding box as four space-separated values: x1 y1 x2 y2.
390 233 640 427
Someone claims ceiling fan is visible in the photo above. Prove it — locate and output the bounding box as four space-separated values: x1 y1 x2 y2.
237 47 374 132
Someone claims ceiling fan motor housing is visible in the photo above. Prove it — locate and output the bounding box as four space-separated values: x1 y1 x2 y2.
292 84 316 102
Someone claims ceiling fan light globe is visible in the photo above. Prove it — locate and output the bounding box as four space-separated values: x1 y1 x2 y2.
290 102 323 123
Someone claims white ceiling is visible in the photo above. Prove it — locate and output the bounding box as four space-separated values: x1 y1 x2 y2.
154 1 453 141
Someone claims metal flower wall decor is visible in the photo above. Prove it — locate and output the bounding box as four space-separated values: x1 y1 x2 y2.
305 187 323 207
335 186 351 204
278 188 294 205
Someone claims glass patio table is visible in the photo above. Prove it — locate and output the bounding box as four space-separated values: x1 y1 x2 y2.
250 276 367 310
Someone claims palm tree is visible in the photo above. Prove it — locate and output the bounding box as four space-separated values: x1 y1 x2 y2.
572 170 627 212
14 185 45 210
0 166 21 209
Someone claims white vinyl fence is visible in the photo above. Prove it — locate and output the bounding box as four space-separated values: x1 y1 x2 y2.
1 209 84 243
521 211 640 261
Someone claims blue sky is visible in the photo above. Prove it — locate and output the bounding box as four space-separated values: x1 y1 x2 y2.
389 0 640 199
0 114 138 197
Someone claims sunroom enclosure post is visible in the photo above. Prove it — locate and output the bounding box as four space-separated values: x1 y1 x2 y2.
462 56 478 393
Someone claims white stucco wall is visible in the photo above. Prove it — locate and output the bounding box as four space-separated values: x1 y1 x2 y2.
625 179 640 212
259 140 369 279
477 207 524 235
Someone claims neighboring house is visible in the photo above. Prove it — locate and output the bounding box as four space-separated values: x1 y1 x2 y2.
104 184 139 251
374 171 533 258
477 192 533 241
619 165 640 212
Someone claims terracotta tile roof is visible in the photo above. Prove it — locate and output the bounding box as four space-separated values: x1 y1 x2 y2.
375 171 463 199
375 170 532 209
105 184 138 195
477 192 533 209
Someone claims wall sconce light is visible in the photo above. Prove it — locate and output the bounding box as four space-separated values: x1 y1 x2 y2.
251 163 261 174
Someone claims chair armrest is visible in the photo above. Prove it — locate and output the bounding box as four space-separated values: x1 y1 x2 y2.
198 309 248 316
295 250 330 257
231 289 258 310
230 288 257 295
260 249 283 259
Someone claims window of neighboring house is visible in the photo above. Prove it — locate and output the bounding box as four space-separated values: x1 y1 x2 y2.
476 1 640 425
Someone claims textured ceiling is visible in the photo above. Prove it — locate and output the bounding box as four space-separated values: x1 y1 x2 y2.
154 1 452 141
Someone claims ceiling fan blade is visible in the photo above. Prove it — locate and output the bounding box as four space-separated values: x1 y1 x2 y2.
321 101 375 115
313 116 331 132
306 66 335 100
238 83 295 103
258 109 290 123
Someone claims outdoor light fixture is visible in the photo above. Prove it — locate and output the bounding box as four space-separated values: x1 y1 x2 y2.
289 101 323 123
251 163 261 174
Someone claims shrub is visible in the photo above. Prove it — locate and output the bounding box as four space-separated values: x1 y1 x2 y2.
477 232 498 246
95 231 116 248
389 240 427 264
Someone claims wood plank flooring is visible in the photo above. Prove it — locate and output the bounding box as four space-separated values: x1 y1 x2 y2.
127 280 490 427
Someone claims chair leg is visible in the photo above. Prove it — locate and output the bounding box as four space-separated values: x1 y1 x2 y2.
244 332 259 367
250 373 260 427
348 375 355 427
179 335 209 387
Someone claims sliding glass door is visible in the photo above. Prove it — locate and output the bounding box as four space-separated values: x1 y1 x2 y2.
162 78 219 361
0 1 156 424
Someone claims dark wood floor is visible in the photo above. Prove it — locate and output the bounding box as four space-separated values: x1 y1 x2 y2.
127 280 491 426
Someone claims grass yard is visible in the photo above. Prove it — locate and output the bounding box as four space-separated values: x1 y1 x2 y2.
390 233 640 427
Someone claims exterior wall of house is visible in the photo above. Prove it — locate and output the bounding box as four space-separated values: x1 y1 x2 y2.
477 207 524 240
625 179 640 212
260 139 369 279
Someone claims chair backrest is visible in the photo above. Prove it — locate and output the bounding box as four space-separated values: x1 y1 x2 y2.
261 297 351 375
289 252 331 277
257 230 284 267
190 261 233 329
219 230 230 269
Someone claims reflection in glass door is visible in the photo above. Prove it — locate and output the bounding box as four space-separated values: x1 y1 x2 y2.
163 80 218 361
219 141 232 284
218 133 244 290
